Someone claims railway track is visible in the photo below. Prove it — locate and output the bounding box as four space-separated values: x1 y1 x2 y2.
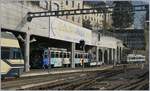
2 64 148 90
114 71 149 90
20 67 126 90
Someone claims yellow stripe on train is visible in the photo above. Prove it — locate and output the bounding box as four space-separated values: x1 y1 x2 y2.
7 59 24 64
1 59 24 74
1 38 20 48
1 60 11 74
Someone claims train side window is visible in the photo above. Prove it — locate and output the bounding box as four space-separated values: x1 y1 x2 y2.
75 53 77 58
64 53 67 58
56 52 59 58
69 53 71 58
51 52 55 58
78 54 81 58
60 52 63 58
67 53 69 58
85 54 88 58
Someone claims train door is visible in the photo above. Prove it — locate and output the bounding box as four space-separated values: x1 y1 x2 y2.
43 48 52 67
53 51 62 67
63 52 70 67
50 51 55 68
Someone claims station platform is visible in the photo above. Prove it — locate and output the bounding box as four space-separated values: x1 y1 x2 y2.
20 65 114 77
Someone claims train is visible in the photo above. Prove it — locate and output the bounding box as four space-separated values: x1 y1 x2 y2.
1 32 96 78
127 54 145 64
43 48 91 68
1 32 24 78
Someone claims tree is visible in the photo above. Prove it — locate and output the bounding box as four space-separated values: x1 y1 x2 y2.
112 1 134 28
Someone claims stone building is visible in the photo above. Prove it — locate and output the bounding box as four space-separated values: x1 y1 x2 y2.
51 0 83 26
50 0 108 30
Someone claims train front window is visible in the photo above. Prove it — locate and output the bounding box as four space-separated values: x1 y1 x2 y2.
12 48 22 59
1 47 10 59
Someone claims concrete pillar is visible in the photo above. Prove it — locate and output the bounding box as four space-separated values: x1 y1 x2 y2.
120 47 122 63
114 48 117 66
111 48 114 64
102 49 105 64
24 33 30 72
118 47 120 63
96 46 99 65
71 42 75 68
107 49 110 64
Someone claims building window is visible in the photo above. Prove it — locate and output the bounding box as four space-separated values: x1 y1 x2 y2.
72 1 74 8
78 3 80 9
78 17 80 23
30 1 40 6
72 16 74 21
85 16 87 19
61 1 63 9
66 0 68 5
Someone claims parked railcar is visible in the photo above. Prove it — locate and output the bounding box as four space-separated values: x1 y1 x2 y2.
127 54 145 63
43 48 70 68
43 48 91 68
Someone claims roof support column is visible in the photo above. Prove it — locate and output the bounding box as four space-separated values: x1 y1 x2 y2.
118 47 120 64
96 46 99 66
111 48 114 64
24 32 30 72
102 48 105 65
107 49 110 64
120 47 122 63
71 42 75 68
114 48 117 66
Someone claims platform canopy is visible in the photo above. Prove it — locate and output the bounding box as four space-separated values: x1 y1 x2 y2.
97 36 124 49
49 17 93 45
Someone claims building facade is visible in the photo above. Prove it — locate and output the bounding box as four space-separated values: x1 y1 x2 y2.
51 0 83 26
82 1 104 30
114 29 145 50
51 0 108 30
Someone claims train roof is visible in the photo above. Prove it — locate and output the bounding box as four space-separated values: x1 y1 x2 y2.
1 32 20 48
1 32 16 39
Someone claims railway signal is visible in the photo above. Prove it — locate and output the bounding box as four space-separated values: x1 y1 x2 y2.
79 40 85 51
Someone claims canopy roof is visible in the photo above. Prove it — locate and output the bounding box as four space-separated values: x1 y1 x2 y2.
97 36 124 49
